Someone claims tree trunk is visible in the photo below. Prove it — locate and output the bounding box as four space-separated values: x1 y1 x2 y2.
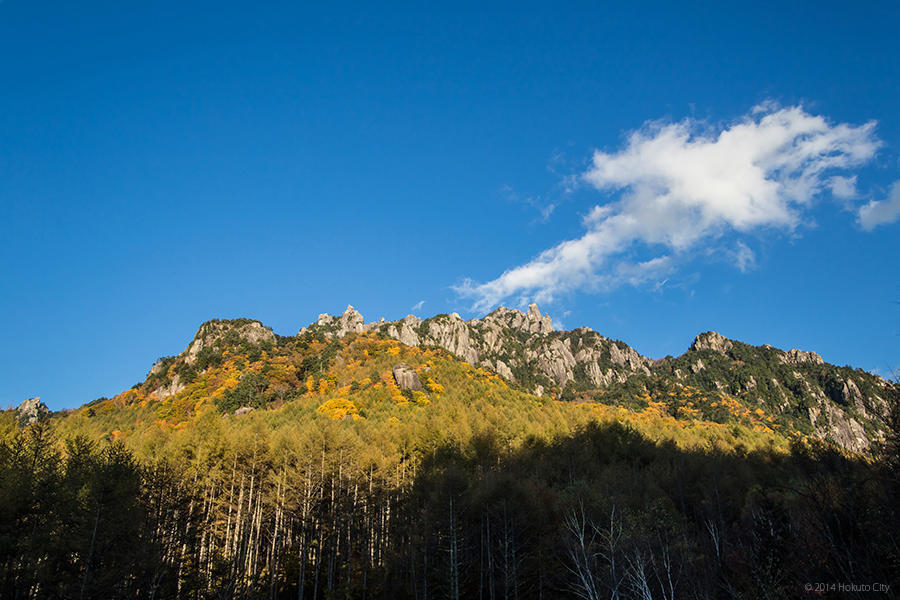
79 502 102 600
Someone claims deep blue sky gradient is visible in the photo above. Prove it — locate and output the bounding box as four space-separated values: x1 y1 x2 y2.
2 1 899 409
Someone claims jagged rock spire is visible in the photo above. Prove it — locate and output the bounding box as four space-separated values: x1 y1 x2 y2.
526 303 554 333
339 305 364 336
690 331 733 354
16 397 49 425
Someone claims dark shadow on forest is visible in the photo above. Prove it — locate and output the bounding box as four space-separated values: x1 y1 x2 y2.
1 420 898 599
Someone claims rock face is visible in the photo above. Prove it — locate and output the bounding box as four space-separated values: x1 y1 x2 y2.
690 332 733 354
391 315 422 347
780 348 825 366
152 374 186 399
16 397 49 425
392 364 423 391
679 331 897 452
304 303 652 394
809 400 869 453
185 319 276 364
300 306 898 454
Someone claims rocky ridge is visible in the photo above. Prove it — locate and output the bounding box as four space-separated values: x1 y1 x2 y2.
671 331 893 452
302 304 652 396
53 307 894 455
302 307 896 452
185 319 276 363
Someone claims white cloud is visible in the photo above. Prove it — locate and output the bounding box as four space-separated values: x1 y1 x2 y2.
457 104 880 311
829 175 858 200
858 179 900 230
411 300 425 311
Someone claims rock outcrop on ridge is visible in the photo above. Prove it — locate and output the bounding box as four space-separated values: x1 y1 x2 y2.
301 305 896 452
146 318 277 399
302 304 652 396
667 331 893 452
16 397 50 425
84 306 895 455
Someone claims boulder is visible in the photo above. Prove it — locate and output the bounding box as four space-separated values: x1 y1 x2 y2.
392 363 423 391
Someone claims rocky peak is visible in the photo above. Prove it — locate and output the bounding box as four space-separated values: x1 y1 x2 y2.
387 315 422 347
338 305 365 337
527 303 555 333
480 304 554 334
780 348 825 366
16 396 49 426
185 319 275 364
690 331 733 355
304 305 374 339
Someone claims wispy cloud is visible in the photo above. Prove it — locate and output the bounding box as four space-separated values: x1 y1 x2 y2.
859 179 900 230
411 300 425 312
731 241 756 273
500 184 557 224
457 104 880 311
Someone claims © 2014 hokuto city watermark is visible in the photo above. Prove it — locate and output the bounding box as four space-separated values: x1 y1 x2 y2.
805 583 891 593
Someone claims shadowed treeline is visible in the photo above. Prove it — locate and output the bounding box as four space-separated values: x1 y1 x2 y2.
1 417 898 599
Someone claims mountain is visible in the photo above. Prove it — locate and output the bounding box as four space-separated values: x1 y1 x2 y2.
298 304 894 452
4 306 899 599
31 304 895 453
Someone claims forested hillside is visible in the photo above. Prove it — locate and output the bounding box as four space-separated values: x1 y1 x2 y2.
309 305 894 452
2 310 898 599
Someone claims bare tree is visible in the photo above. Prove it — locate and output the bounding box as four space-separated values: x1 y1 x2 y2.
564 502 625 600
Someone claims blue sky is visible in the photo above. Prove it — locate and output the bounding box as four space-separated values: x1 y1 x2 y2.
2 1 899 410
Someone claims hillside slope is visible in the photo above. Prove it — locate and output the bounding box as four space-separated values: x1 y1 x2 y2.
302 305 895 451
21 305 896 453
4 309 899 599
